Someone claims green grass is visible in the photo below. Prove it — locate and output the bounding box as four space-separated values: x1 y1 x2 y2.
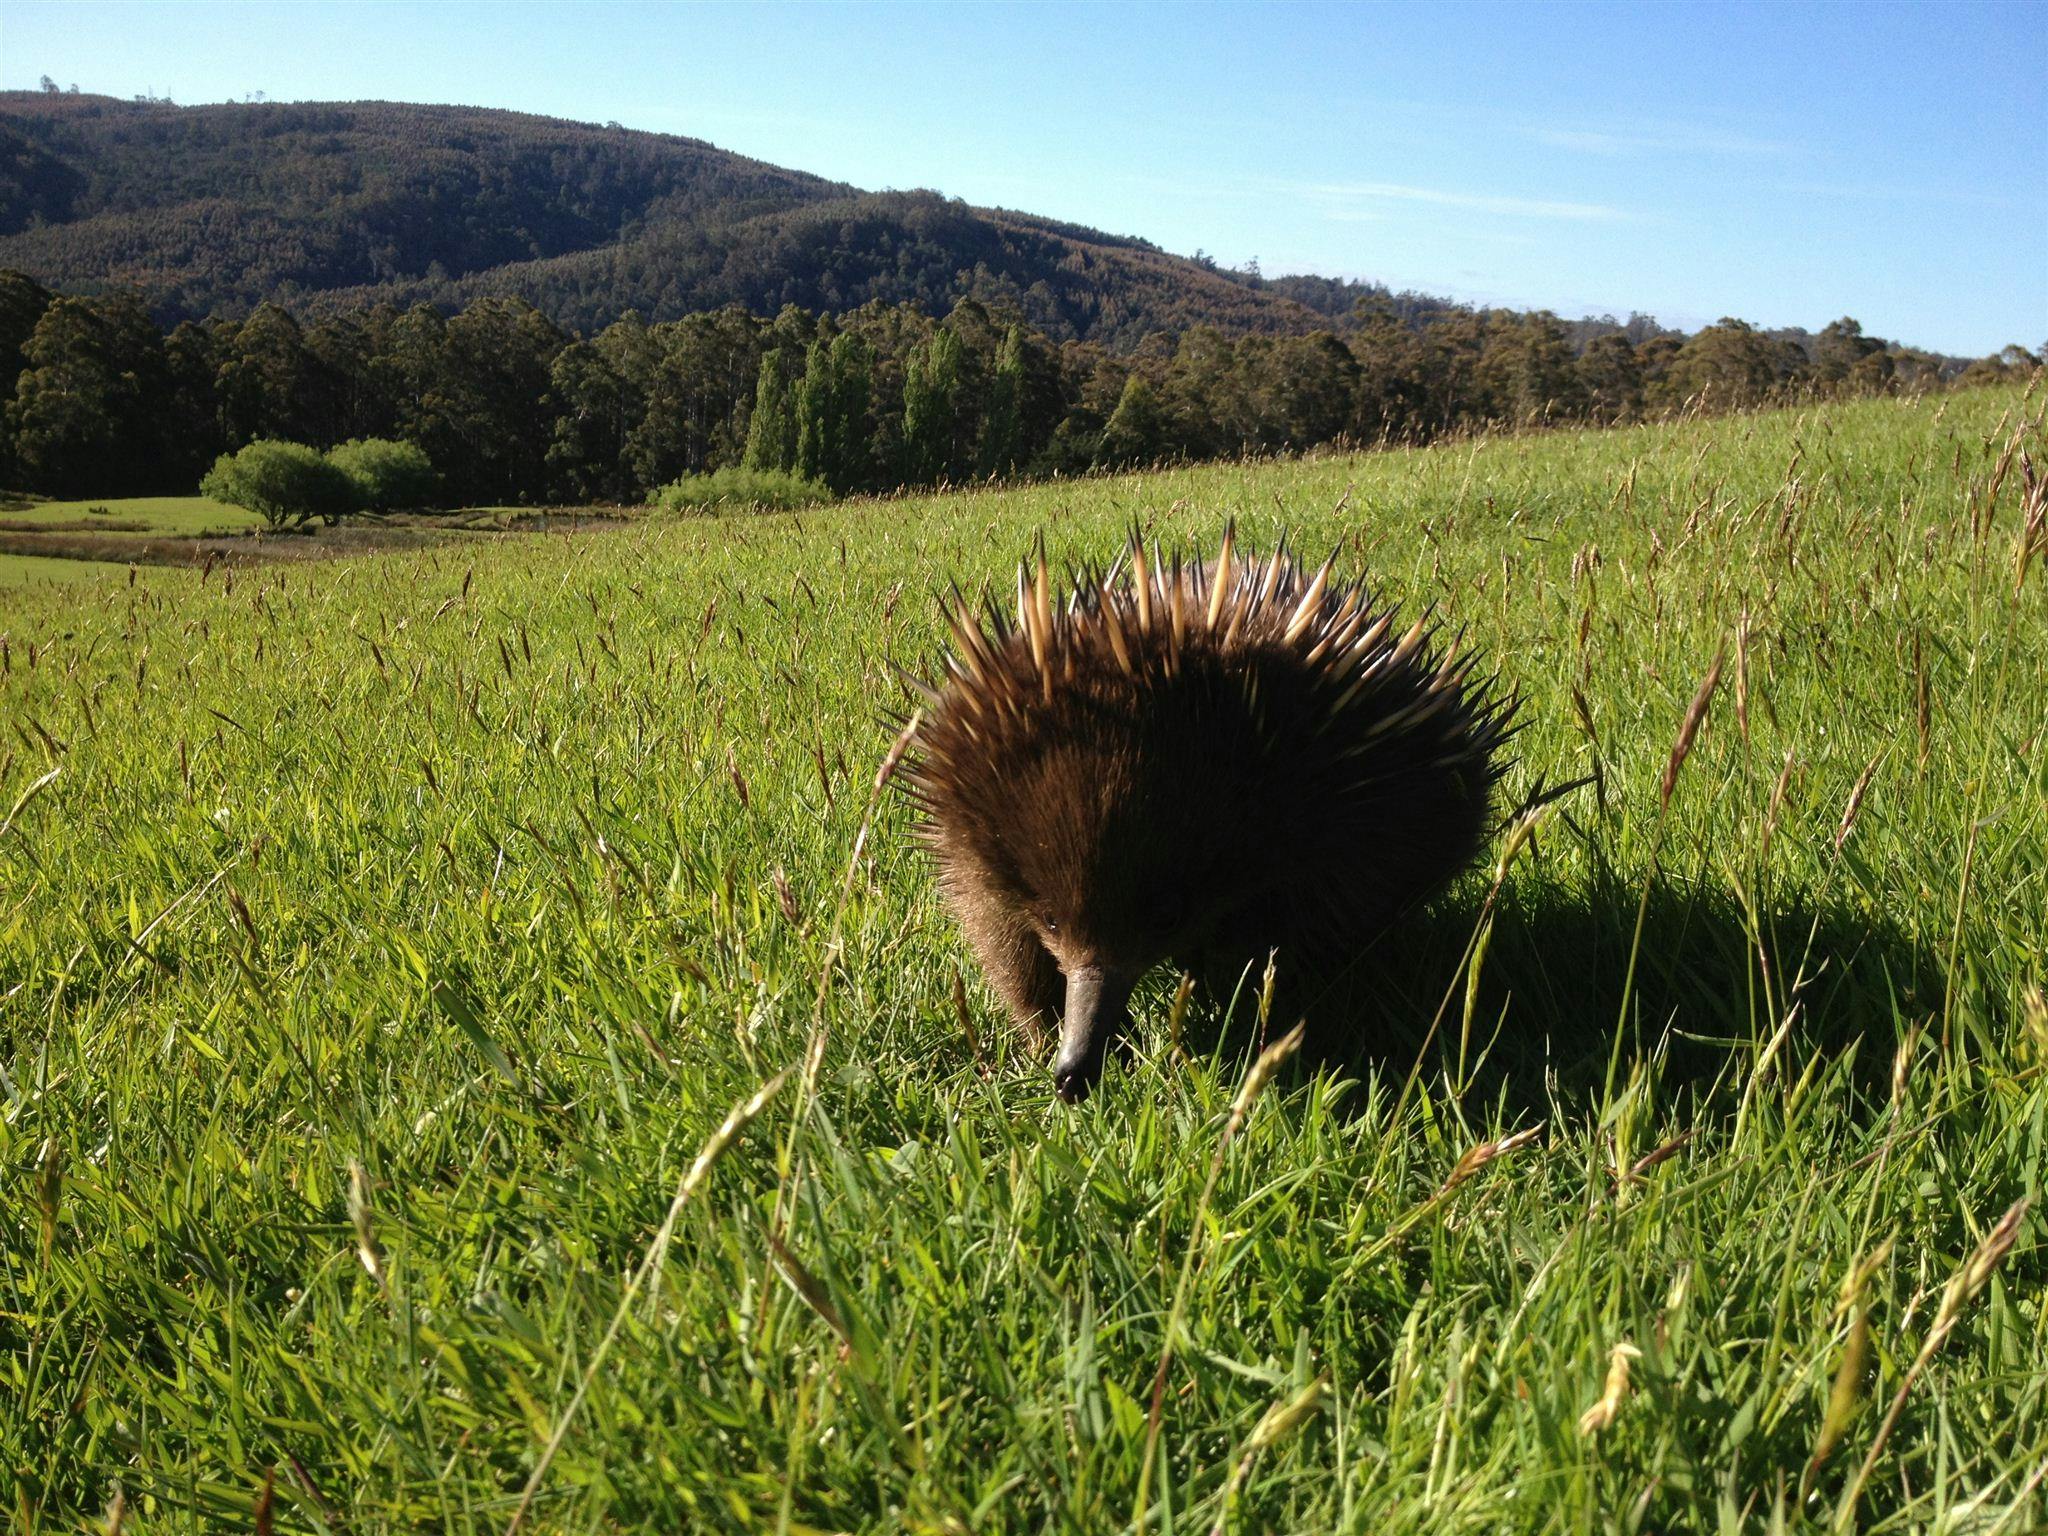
2 386 2043 1533
0 493 266 537
0 552 143 587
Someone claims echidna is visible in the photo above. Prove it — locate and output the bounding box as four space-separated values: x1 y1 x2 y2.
896 526 1515 1102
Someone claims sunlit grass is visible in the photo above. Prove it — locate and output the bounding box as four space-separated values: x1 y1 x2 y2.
0 493 265 535
1 385 2042 1532
0 552 140 587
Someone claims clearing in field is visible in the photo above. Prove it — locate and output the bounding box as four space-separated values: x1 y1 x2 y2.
0 494 266 536
0 551 145 587
0 387 2042 1532
0 494 621 583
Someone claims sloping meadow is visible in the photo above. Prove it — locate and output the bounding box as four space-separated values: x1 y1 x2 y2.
1 385 2042 1531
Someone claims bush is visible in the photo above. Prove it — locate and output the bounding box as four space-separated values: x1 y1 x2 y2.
327 438 437 514
201 440 357 529
651 467 831 517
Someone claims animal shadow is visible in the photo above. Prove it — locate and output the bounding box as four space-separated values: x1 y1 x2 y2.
1176 869 1938 1121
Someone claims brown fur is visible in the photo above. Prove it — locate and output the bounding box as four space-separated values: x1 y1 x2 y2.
897 528 1515 1100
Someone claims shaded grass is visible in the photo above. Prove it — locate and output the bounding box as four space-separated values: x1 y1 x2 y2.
0 386 2043 1532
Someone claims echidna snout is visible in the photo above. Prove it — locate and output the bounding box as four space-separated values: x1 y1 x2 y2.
1051 965 1136 1104
898 527 1515 1102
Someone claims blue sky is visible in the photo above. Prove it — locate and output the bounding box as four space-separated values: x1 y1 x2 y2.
4 0 2043 355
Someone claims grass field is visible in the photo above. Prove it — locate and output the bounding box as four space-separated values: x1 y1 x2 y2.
0 498 624 586
2 386 2043 1533
0 496 264 589
0 552 148 587
0 494 266 536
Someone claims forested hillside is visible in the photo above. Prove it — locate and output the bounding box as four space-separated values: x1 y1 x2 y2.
5 261 2021 504
3 92 2031 506
0 92 1328 344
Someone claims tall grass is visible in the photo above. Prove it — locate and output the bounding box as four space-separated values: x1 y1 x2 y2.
0 386 2041 1532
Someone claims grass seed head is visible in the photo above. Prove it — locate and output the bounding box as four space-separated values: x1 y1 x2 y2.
1577 1341 1642 1435
346 1159 385 1290
1441 1124 1544 1195
1661 640 1727 812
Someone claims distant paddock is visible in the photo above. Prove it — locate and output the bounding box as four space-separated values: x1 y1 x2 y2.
0 495 637 581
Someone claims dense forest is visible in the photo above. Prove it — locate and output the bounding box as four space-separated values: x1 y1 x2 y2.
5 263 2032 505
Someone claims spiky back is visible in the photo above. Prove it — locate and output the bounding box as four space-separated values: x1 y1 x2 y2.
899 529 1516 972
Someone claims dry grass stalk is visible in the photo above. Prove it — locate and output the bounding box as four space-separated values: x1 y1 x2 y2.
1359 1118 1547 1276
1835 750 1885 853
1985 425 2026 520
1734 608 1751 745
1393 798 1556 1124
1134 1022 1307 1528
1167 972 1196 1058
1208 1373 1330 1536
0 764 61 842
1760 751 1797 867
769 710 925 1271
36 1135 62 1263
508 1066 792 1534
1892 1023 1923 1106
950 967 984 1063
1222 1020 1307 1154
1914 631 1931 773
346 1158 384 1290
2016 452 2046 594
1835 1197 2031 1528
2022 985 2048 1069
225 883 261 948
253 1465 275 1536
1493 799 1551 886
766 1231 856 1360
805 709 921 1037
1624 1128 1695 1182
1441 1125 1544 1196
1662 642 1727 812
1255 949 1279 1051
1802 1240 1892 1496
771 865 801 927
1569 682 1606 812
1806 1305 1872 1490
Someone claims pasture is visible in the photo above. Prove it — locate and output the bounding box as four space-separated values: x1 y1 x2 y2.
0 552 139 588
0 495 265 537
1 385 2042 1532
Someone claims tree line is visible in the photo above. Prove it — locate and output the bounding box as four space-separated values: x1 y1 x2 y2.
2 266 2036 507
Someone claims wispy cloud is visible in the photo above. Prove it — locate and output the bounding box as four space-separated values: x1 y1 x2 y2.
1774 178 2025 210
1303 180 1625 222
1532 125 1795 157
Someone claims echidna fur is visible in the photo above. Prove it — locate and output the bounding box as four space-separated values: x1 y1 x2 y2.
895 524 1517 1102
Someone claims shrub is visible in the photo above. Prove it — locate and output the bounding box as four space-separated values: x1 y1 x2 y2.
201 440 357 529
326 438 437 514
651 467 831 517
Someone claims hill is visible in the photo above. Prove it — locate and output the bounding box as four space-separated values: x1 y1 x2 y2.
0 92 1331 345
